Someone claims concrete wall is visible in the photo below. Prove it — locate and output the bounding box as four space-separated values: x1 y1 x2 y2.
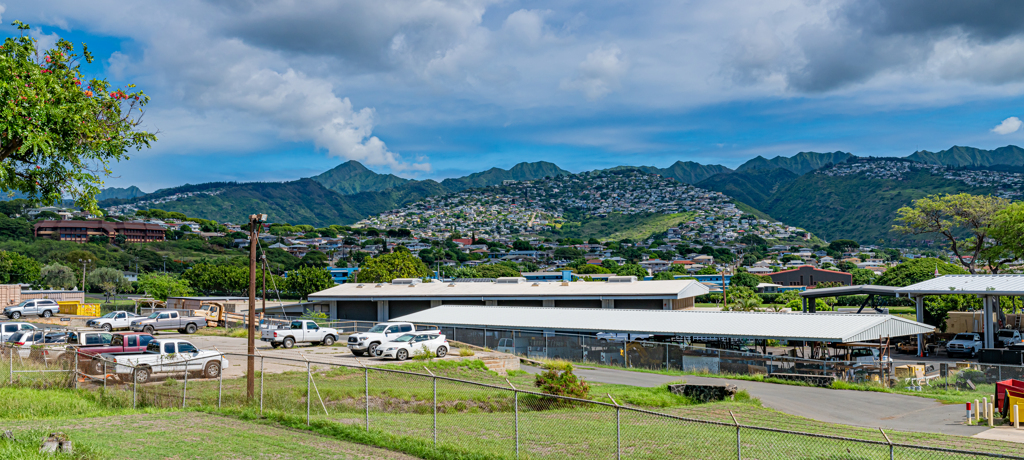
21 290 84 304
0 284 20 307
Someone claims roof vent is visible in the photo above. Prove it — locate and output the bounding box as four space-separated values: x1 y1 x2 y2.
496 277 527 284
532 282 540 287
608 276 638 283
391 278 421 285
561 281 570 286
356 284 364 288
448 283 456 287
375 283 383 288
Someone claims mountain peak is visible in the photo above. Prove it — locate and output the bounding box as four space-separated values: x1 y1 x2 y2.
737 151 852 175
311 161 409 195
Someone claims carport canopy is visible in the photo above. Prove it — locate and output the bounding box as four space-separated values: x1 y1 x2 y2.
895 274 1024 350
391 305 935 343
799 284 901 314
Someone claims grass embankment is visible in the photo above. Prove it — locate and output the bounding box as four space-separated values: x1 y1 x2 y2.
539 357 996 405
4 360 1021 458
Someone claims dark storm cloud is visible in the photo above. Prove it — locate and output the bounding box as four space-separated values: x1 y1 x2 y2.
784 0 1024 92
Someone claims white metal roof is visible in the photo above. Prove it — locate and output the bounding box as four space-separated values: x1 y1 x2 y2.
309 279 708 301
392 305 935 343
800 284 901 298
895 275 1024 296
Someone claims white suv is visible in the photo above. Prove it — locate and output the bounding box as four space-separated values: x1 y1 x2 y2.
0 322 37 341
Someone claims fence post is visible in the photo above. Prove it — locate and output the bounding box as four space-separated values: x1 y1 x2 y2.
260 355 265 416
426 366 437 447
182 357 188 409
132 364 137 409
609 394 621 460
1015 405 1019 429
102 359 107 391
730 411 740 460
73 351 79 390
306 360 311 426
879 428 893 460
9 346 13 384
364 366 369 432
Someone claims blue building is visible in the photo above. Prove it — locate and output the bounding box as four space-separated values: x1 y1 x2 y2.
522 270 575 282
327 267 359 284
692 274 732 286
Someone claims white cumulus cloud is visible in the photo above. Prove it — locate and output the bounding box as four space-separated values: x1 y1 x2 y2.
560 45 628 100
992 117 1023 135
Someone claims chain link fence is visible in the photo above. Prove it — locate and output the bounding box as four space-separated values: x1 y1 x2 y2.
2 344 1023 459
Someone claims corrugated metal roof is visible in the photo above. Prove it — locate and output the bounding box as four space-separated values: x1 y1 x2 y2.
309 279 708 301
800 285 901 299
895 275 1024 296
391 306 935 343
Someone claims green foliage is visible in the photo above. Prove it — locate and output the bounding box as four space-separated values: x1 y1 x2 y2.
875 257 967 287
695 266 718 275
136 273 192 301
180 263 248 295
0 22 156 214
615 263 648 278
534 361 590 400
476 262 521 278
989 201 1024 271
576 264 612 275
356 251 430 283
828 239 859 253
652 272 676 280
0 213 32 240
729 272 762 289
285 266 334 300
848 268 876 285
0 250 40 284
553 247 584 260
893 193 1009 272
38 263 75 289
87 267 131 301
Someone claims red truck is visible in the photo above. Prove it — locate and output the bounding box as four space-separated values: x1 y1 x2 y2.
73 332 155 374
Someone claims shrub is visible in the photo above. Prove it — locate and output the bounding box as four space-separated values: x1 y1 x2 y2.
534 361 590 400
411 344 434 361
458 347 475 357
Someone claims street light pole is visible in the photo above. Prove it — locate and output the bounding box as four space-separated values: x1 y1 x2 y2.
79 259 88 291
247 213 266 401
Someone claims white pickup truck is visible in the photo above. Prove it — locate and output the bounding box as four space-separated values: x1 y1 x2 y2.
347 322 439 356
260 320 339 349
102 339 227 383
946 333 983 358
86 311 142 332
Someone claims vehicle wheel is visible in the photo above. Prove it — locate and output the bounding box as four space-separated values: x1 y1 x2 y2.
436 346 448 358
134 367 151 384
322 336 335 347
91 360 106 375
396 349 408 361
185 323 197 334
9 312 20 319
367 342 379 356
144 326 155 335
42 310 52 318
270 342 281 349
351 350 364 356
283 337 295 349
217 321 225 328
102 323 113 332
203 360 221 379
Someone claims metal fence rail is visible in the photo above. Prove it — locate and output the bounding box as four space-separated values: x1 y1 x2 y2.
1 344 1021 459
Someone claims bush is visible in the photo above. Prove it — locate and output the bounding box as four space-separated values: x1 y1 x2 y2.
458 347 475 357
411 344 434 361
535 361 590 400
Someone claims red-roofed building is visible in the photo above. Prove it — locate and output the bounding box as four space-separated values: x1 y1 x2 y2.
586 259 602 265
33 220 165 243
451 238 473 246
767 265 852 287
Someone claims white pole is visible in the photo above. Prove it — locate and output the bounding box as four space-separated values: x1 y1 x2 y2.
1015 405 1019 430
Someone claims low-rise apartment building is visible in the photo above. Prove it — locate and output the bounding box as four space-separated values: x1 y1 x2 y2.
33 220 165 243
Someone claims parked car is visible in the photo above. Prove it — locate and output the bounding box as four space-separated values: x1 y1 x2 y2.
347 322 439 356
375 333 449 361
130 310 207 334
73 332 154 374
6 330 69 358
260 320 339 349
0 322 37 342
946 333 983 358
103 339 227 383
3 299 59 319
596 332 650 342
997 329 1023 348
86 311 142 332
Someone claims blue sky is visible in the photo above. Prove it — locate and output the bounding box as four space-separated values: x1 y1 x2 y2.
6 0 1024 191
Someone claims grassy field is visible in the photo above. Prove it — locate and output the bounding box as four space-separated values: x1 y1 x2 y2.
3 359 1021 459
604 212 695 241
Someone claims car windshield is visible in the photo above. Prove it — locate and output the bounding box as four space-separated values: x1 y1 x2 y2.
147 312 160 319
100 312 119 319
850 349 874 357
14 300 31 308
954 334 976 341
999 331 1016 338
392 334 415 343
367 325 389 333
6 332 24 342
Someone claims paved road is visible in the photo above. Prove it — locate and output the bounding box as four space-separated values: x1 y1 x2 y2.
523 364 986 437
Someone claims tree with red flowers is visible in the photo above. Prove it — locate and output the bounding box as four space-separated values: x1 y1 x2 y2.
0 21 156 214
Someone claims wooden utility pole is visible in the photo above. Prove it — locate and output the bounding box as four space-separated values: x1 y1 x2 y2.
247 214 265 401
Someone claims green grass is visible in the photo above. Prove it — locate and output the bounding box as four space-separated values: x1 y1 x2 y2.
604 212 696 241
0 428 103 460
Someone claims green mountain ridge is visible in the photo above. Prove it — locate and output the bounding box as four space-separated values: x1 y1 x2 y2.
311 160 410 195
737 151 853 175
640 161 733 184
907 145 1024 167
696 168 798 208
440 161 569 191
95 186 147 201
